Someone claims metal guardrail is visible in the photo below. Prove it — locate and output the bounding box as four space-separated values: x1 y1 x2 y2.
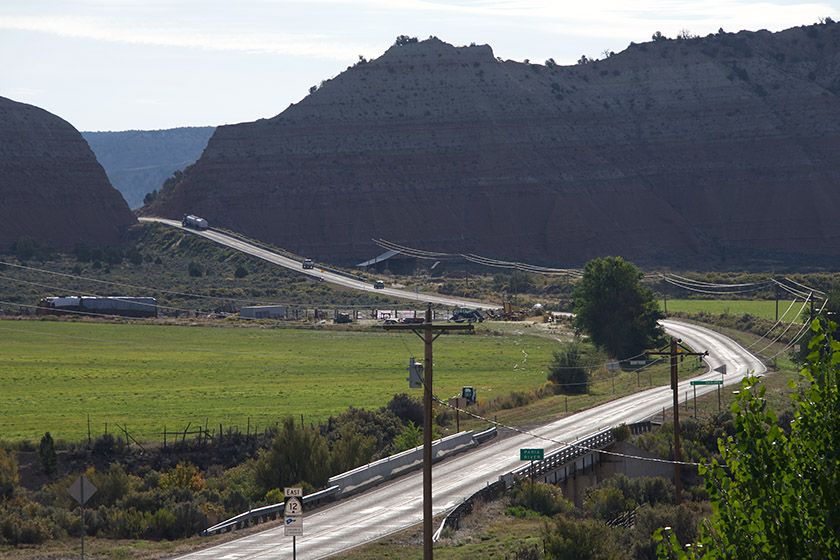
202 486 339 536
202 427 499 537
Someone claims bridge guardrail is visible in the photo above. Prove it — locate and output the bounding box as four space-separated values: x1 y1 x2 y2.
434 421 653 540
202 486 339 536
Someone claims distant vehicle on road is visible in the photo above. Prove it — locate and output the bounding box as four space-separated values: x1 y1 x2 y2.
401 317 425 324
302 258 314 269
182 214 208 230
374 280 385 289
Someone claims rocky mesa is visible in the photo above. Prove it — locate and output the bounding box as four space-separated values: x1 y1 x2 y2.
0 96 137 252
145 23 840 268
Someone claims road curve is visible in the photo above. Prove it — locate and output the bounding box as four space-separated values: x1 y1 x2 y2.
139 217 493 310
169 320 766 560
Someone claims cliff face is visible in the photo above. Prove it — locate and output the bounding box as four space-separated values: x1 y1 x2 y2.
0 97 137 251
147 23 840 268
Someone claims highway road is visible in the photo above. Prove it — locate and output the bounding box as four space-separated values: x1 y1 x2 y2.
139 217 492 310
170 319 766 560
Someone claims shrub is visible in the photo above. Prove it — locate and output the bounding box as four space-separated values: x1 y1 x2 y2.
612 423 631 442
547 343 590 394
509 479 573 517
188 260 203 277
387 393 424 427
159 462 206 492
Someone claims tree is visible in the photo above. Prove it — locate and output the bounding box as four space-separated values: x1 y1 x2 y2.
254 417 330 494
394 35 418 47
572 257 664 358
0 445 18 499
547 342 591 394
38 432 57 475
393 421 423 452
387 393 424 427
652 31 667 42
330 424 376 474
657 317 840 558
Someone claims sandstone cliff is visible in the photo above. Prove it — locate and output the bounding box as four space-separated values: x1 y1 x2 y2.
146 23 840 268
0 97 137 251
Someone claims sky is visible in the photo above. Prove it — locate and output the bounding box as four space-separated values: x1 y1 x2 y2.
1 1 836 132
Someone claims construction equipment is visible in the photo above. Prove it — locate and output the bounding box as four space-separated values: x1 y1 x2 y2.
451 308 484 323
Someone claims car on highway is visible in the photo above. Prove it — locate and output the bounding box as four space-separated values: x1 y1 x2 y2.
401 317 425 324
373 280 385 289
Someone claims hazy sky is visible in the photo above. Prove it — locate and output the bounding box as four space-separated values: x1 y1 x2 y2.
2 1 835 131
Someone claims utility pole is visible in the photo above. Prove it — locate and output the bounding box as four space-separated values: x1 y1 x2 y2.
647 337 707 505
383 303 473 560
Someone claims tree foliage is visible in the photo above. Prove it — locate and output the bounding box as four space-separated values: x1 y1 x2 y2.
0 445 18 500
547 342 591 394
38 432 57 476
572 256 664 358
254 416 330 495
658 317 840 558
393 421 423 452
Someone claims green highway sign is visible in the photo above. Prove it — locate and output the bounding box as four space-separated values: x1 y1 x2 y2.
520 448 544 461
690 380 723 386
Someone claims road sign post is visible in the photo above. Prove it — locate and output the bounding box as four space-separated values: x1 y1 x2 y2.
520 449 544 511
68 475 97 560
284 487 303 559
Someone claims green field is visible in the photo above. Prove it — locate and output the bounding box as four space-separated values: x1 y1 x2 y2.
0 319 557 442
661 299 802 321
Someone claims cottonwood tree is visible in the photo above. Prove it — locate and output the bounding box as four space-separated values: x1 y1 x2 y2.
658 318 840 558
572 256 664 358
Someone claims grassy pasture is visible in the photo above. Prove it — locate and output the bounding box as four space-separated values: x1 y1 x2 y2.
0 319 557 442
661 299 800 321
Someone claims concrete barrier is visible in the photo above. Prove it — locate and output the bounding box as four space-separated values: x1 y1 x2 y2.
329 428 496 497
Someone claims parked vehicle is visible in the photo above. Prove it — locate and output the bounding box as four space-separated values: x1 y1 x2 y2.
451 308 484 323
335 312 352 324
182 214 209 230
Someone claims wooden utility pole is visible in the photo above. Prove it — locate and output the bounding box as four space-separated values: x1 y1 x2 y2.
648 337 707 505
383 303 473 560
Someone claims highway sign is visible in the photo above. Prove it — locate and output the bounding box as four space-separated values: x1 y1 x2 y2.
690 380 723 385
520 448 544 461
285 487 303 498
285 497 302 516
285 515 303 536
606 361 620 371
68 475 97 506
